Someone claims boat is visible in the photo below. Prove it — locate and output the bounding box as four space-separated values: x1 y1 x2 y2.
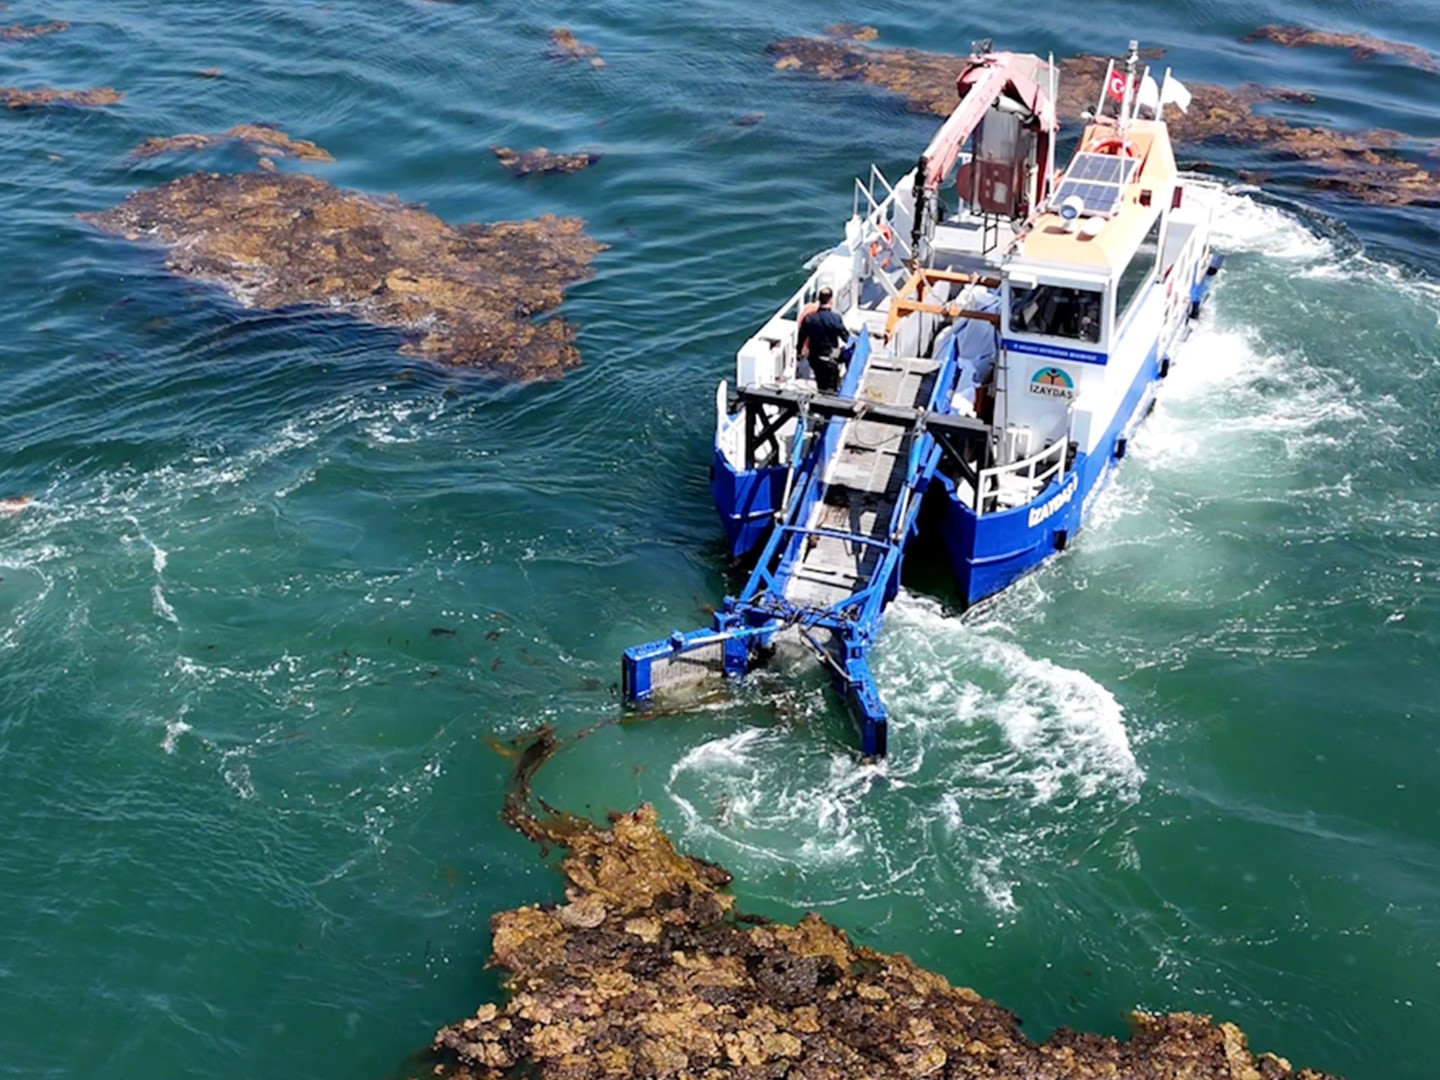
622 40 1224 756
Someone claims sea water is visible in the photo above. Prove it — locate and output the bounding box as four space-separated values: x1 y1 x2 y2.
1 2 1438 1077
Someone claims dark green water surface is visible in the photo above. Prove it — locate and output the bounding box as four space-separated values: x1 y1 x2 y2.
2 2 1438 1077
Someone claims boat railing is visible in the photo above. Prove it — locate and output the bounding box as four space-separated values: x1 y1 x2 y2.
734 164 928 392
852 165 914 283
974 436 1067 515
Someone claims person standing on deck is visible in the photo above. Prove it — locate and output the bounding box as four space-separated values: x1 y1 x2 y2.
796 286 848 394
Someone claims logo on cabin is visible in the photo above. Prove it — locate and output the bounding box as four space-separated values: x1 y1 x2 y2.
1028 367 1076 399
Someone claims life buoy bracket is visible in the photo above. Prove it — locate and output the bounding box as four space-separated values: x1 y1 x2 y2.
1085 135 1138 159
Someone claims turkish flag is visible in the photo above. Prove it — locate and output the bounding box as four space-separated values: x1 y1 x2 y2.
1106 71 1131 101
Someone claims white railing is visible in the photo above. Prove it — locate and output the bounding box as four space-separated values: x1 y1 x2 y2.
733 162 922 390
974 436 1067 514
852 166 914 294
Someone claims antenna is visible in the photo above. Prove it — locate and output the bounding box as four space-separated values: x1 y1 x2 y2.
1117 40 1140 138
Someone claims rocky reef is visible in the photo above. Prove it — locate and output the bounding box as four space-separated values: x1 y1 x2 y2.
1242 25 1439 72
491 146 602 177
429 728 1340 1080
763 34 1440 207
1 86 121 108
83 172 604 377
433 798 1340 1080
131 123 334 163
0 20 69 41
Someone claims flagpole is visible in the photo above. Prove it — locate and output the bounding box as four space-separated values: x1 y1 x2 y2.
1096 58 1116 119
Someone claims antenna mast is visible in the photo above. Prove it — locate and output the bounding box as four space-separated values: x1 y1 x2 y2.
1117 39 1139 137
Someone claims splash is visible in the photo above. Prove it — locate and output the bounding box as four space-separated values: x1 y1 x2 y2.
660 599 1141 918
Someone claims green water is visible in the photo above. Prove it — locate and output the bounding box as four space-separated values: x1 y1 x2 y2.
1 2 1438 1077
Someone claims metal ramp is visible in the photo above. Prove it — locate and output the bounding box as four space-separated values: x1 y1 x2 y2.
622 338 990 757
782 355 938 614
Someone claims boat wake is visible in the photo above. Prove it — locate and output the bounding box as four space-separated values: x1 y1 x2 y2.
664 185 1440 918
664 587 1140 917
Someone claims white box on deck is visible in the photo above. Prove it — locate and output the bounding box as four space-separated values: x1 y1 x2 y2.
737 318 793 387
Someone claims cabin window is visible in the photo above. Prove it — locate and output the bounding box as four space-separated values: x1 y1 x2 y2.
1114 215 1164 323
1009 284 1102 343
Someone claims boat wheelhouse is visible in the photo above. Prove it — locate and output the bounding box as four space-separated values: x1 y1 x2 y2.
624 41 1223 755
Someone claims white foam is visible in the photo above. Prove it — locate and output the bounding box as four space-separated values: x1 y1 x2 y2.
161 713 191 754
661 590 1143 915
1206 187 1333 261
151 584 178 623
880 593 1142 804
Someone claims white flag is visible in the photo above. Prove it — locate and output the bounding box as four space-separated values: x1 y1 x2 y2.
1136 73 1160 115
1160 73 1192 114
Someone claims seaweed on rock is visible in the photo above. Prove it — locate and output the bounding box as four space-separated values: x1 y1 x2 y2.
1 86 121 108
83 172 604 377
132 124 334 162
431 731 1340 1080
763 36 1440 207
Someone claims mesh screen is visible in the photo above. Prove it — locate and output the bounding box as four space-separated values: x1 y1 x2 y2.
646 642 726 694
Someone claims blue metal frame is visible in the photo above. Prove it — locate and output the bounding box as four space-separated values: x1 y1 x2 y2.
625 331 961 756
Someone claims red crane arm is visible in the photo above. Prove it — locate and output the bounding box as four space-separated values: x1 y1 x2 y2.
920 52 1057 192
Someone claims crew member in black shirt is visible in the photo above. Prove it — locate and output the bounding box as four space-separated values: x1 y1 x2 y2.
797 286 848 393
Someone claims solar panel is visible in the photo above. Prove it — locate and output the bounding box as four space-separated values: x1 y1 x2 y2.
1067 152 1138 184
1052 152 1139 217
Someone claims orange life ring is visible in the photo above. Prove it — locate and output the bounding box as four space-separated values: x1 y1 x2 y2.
1086 135 1137 158
869 221 895 268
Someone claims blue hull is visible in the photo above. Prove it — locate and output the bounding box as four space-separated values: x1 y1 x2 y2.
711 456 784 560
935 258 1219 607
936 341 1159 607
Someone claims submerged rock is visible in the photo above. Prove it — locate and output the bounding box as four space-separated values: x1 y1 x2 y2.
1 86 121 108
132 123 334 162
823 23 879 42
491 146 602 176
433 798 1340 1079
0 21 69 41
763 36 1440 207
82 172 604 377
1242 25 1439 72
548 27 604 67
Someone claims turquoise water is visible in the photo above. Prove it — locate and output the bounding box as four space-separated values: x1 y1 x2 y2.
2 2 1439 1077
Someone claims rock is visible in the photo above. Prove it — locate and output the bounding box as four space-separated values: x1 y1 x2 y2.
438 730 1340 1080
761 35 1440 207
132 123 334 162
81 172 604 377
491 146 602 176
1 86 121 109
547 28 600 64
432 801 1342 1080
